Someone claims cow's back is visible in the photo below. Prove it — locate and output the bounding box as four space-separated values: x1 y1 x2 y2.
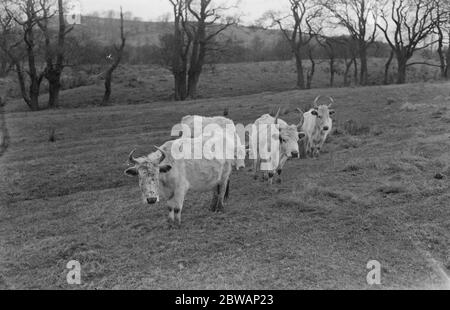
302 110 316 138
159 136 233 194
181 115 235 138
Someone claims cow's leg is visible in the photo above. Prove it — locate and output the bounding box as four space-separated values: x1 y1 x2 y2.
174 195 186 227
267 171 275 185
167 205 176 228
168 187 187 227
276 155 289 184
308 140 316 158
217 165 232 212
210 185 220 212
253 157 261 180
304 138 310 157
216 182 229 212
224 179 231 202
313 146 320 159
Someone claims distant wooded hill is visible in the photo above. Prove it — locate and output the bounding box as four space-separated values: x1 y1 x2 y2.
75 16 282 48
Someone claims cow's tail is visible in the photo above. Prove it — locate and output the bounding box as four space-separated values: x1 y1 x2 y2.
224 179 231 201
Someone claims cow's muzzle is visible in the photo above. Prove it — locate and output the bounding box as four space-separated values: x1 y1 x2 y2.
291 151 299 159
146 197 158 205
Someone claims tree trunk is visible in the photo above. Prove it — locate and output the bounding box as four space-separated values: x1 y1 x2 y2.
438 46 446 79
29 76 41 111
329 58 335 87
396 57 408 84
295 54 306 89
47 70 62 108
174 70 187 101
306 51 315 90
445 45 450 79
359 46 368 86
102 69 113 105
187 70 201 99
0 58 7 77
42 0 68 109
102 8 126 105
384 50 394 85
344 59 352 87
353 58 358 85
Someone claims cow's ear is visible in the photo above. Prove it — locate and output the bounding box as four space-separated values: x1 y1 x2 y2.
311 110 319 116
329 110 336 116
298 132 306 139
159 165 172 174
125 167 138 177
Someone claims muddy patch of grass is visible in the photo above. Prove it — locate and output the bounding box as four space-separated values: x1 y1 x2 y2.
303 185 359 205
342 159 381 173
376 184 408 195
336 136 363 150
342 120 371 136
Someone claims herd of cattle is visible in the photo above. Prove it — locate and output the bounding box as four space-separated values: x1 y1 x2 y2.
125 96 336 225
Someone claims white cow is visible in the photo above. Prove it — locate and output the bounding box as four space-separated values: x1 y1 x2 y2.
179 115 246 170
250 109 304 185
301 96 335 158
125 131 236 226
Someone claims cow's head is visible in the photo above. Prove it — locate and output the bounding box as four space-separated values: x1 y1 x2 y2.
311 96 335 133
124 147 172 205
274 109 305 159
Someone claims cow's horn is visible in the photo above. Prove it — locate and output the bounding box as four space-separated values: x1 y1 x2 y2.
128 149 138 165
154 146 167 164
274 108 281 125
313 96 321 108
328 97 335 107
296 108 304 128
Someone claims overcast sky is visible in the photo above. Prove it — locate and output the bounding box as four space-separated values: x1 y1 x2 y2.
78 0 287 24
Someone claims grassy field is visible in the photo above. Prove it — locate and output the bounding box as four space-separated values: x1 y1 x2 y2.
1 80 450 289
4 58 441 112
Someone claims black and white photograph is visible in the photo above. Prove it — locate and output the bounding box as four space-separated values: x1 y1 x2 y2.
0 0 449 292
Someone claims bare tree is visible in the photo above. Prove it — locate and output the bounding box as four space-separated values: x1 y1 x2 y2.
169 0 190 101
270 0 323 89
318 36 341 87
5 0 48 111
322 0 378 86
0 0 15 77
377 0 441 84
340 37 359 86
37 0 73 108
102 7 126 105
305 46 316 89
384 49 394 84
167 0 236 100
184 0 236 99
435 0 450 79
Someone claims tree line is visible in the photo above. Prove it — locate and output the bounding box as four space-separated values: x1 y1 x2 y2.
1 0 450 110
0 0 126 110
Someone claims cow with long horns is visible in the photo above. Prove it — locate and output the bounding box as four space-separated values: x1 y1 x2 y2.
301 96 335 158
250 109 305 185
124 131 235 226
179 115 246 171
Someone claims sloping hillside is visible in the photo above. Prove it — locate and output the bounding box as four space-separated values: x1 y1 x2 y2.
76 16 282 47
1 82 449 289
